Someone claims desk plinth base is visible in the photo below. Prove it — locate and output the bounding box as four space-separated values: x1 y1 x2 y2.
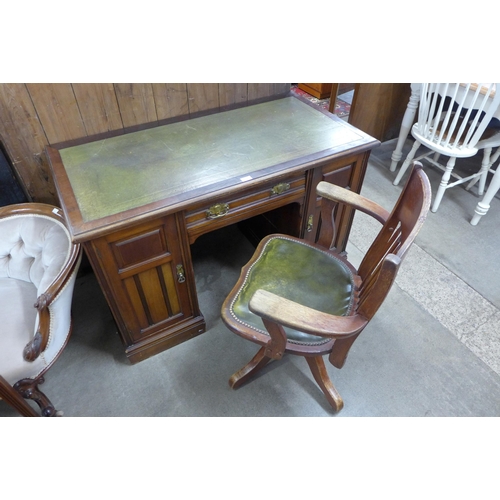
124 315 206 364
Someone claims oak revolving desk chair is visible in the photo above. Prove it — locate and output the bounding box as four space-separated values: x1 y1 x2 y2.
222 163 431 412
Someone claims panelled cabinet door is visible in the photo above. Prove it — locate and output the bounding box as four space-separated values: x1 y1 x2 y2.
86 213 204 361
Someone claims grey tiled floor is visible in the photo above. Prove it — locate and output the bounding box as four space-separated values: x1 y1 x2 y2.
2 138 500 417
366 139 500 378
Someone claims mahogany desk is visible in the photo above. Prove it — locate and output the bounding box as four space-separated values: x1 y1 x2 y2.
47 96 379 364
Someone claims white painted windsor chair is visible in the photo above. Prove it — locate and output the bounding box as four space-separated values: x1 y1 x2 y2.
391 83 500 213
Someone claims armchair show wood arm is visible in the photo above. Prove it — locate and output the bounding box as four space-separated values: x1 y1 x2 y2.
24 291 60 362
248 289 368 340
23 249 81 362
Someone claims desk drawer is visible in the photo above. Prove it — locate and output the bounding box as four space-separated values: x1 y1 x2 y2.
185 173 306 243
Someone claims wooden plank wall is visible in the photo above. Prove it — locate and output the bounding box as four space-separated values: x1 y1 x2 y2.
0 83 290 205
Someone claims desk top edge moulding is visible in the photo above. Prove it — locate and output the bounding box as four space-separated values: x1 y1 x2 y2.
46 93 379 363
46 95 377 244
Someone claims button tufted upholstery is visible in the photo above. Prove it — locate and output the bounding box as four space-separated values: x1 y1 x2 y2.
0 204 81 416
0 214 71 290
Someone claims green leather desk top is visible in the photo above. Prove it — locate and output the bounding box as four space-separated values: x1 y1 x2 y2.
57 97 369 224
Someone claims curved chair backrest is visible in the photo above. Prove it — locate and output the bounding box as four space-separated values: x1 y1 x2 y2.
413 83 500 156
0 207 72 293
356 164 431 320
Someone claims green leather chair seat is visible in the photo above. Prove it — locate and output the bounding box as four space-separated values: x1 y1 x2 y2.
230 236 356 345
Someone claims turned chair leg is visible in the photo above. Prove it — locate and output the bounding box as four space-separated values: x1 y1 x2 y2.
306 356 344 412
229 346 272 389
432 156 457 212
390 85 420 172
394 140 421 186
14 377 62 417
471 162 500 225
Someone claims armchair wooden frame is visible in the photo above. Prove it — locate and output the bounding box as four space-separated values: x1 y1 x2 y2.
8 206 81 364
0 203 81 416
222 163 431 412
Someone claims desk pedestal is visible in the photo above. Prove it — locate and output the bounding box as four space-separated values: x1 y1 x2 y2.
84 213 205 364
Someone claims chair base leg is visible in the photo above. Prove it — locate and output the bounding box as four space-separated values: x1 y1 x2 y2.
229 346 272 389
306 356 344 413
471 162 500 225
394 140 420 186
14 377 62 417
432 156 457 213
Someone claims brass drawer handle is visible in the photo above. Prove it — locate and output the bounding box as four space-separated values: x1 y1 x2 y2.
271 182 290 195
176 264 186 283
206 202 230 219
307 215 314 232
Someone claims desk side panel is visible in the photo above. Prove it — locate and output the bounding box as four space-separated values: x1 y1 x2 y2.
83 213 205 363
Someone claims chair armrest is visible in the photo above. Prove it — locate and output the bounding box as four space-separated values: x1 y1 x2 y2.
248 289 368 340
23 248 81 362
317 181 390 224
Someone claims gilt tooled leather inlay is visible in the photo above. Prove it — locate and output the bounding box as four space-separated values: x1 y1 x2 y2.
230 236 355 345
58 97 362 223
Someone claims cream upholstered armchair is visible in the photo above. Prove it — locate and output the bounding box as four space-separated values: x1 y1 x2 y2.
0 203 81 416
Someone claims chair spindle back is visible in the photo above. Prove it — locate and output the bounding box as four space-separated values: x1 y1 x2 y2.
416 83 500 154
